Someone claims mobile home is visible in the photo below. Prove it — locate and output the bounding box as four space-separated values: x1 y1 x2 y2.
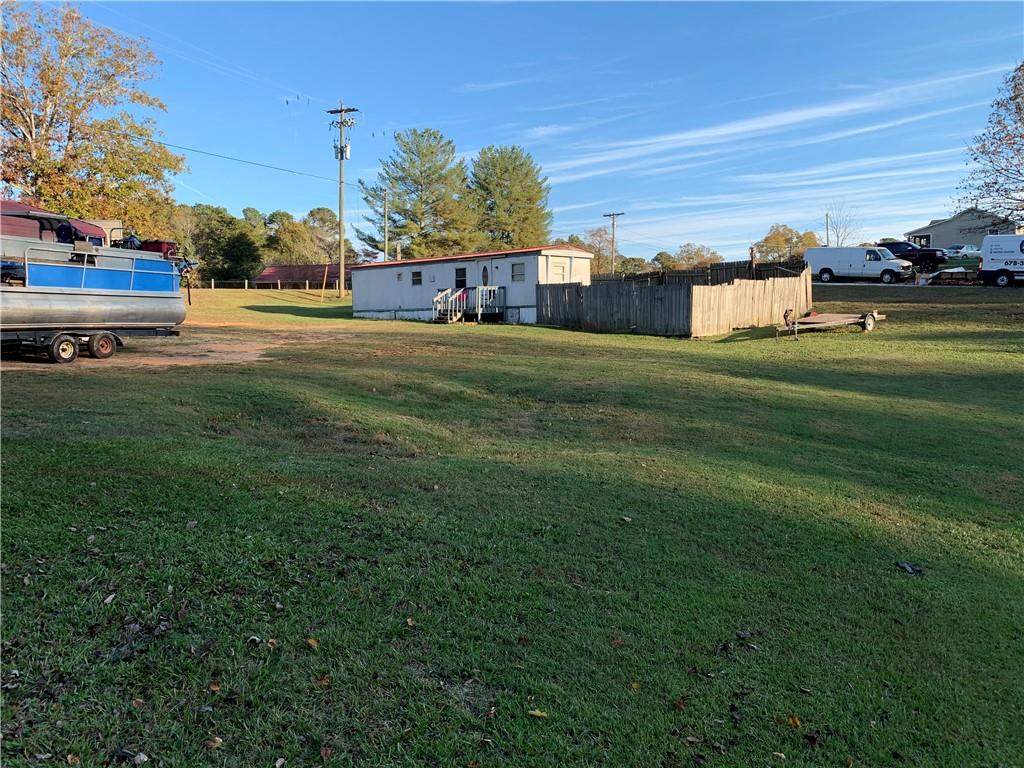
350 245 594 323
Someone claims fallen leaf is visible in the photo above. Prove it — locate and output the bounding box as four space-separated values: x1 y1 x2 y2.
405 617 416 627
186 520 197 530
267 638 279 649
735 630 752 640
799 686 813 695
896 561 923 575
611 638 624 649
692 755 707 766
306 637 319 651
133 753 148 766
208 680 220 692
66 755 81 765
103 592 116 605
772 752 786 760
317 674 332 687
527 709 548 718
204 736 223 749
684 735 703 744
468 762 479 768
274 601 285 611
247 635 262 647
275 760 286 768
631 681 642 692
674 696 689 711
787 713 801 728
846 759 854 768
131 697 145 708
87 535 96 545
517 635 529 646
621 516 632 523
320 745 333 759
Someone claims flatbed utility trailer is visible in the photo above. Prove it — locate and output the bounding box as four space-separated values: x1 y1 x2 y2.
777 310 886 339
1 327 180 364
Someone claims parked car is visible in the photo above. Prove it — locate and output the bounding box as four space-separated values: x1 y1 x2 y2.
805 246 914 284
875 241 948 272
978 234 1024 287
946 244 982 258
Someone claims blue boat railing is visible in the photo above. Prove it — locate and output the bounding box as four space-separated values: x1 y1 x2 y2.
18 245 179 293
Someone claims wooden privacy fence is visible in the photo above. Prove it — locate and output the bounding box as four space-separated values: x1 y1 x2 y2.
537 267 812 338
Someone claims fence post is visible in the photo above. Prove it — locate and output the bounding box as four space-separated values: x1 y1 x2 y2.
305 280 309 291
277 279 281 290
211 279 215 290
244 279 248 290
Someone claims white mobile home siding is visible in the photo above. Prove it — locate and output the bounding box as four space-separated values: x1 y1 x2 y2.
351 247 592 323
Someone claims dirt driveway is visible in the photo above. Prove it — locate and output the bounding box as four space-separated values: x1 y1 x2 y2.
0 327 350 371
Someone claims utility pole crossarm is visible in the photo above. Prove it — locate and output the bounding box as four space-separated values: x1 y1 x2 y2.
603 211 625 274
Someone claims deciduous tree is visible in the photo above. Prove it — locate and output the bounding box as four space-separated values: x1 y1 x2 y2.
753 224 818 261
959 63 1024 221
1 3 184 236
469 145 552 249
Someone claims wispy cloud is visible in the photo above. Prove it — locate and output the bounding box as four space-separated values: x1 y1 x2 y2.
523 111 642 142
543 65 1006 181
455 78 536 93
551 199 611 214
734 148 966 184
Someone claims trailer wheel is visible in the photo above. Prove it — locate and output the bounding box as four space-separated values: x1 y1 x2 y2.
47 334 79 364
88 332 117 359
818 269 834 283
861 313 877 332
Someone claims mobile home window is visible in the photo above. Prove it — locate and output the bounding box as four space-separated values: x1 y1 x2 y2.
511 262 525 282
455 267 467 289
411 271 422 285
552 263 566 281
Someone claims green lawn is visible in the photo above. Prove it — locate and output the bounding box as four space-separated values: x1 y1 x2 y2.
3 287 1022 767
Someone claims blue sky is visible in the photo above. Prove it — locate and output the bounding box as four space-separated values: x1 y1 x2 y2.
83 1 1022 259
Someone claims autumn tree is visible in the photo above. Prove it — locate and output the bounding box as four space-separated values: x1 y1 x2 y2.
357 129 480 258
959 63 1024 221
469 145 552 249
1 3 184 236
753 224 819 261
653 243 723 269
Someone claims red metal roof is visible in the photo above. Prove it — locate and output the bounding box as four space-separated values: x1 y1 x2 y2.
350 244 592 269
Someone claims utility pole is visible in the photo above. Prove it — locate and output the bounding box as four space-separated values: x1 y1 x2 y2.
383 188 389 260
603 211 624 273
824 211 830 247
327 101 359 297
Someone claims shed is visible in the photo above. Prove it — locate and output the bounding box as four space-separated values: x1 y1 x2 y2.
350 244 594 323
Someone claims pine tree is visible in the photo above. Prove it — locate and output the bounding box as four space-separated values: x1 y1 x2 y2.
356 129 480 258
469 145 552 249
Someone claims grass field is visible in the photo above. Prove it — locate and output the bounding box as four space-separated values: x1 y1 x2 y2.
3 287 1022 767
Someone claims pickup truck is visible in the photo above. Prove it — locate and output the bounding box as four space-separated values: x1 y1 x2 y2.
875 241 948 273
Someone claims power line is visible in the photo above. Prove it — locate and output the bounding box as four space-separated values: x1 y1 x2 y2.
119 130 362 188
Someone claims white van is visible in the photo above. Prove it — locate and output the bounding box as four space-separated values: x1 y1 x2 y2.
978 234 1024 287
804 247 914 284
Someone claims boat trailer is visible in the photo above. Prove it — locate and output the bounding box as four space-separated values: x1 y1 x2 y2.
777 309 886 339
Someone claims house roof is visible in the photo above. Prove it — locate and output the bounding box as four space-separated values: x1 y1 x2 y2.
350 244 593 270
905 207 1010 235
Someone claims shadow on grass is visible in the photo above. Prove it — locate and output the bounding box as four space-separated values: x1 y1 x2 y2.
242 304 354 320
